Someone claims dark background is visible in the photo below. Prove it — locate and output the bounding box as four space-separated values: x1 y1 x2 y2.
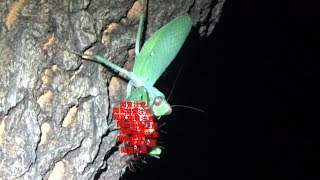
122 0 317 179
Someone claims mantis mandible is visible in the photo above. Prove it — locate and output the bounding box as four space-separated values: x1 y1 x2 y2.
70 0 192 117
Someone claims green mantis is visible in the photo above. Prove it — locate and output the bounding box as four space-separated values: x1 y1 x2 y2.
75 0 192 117
68 0 192 158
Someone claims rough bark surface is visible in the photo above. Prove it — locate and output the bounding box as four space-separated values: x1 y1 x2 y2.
0 0 225 179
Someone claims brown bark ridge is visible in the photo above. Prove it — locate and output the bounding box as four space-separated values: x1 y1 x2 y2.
0 0 225 179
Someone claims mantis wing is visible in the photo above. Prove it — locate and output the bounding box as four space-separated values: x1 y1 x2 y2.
133 15 192 86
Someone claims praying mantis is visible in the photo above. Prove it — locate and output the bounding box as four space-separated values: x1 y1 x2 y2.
71 0 192 117
68 0 192 157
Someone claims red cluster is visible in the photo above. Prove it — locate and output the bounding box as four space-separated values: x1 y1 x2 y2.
113 101 158 154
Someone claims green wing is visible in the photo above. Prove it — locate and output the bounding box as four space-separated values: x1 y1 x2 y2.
133 15 192 85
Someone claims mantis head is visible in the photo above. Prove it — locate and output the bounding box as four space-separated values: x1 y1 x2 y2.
151 96 172 117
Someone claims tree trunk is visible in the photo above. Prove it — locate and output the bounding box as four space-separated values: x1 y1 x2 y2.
0 0 225 179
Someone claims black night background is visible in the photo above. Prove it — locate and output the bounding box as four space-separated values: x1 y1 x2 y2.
122 1 317 179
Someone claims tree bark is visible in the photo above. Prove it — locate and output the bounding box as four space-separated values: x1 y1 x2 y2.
0 0 225 179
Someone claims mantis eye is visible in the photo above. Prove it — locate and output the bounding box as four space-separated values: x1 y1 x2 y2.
153 97 163 106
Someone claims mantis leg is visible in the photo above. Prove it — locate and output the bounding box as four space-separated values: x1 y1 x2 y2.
142 90 149 102
135 0 148 57
126 81 132 98
127 0 147 98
